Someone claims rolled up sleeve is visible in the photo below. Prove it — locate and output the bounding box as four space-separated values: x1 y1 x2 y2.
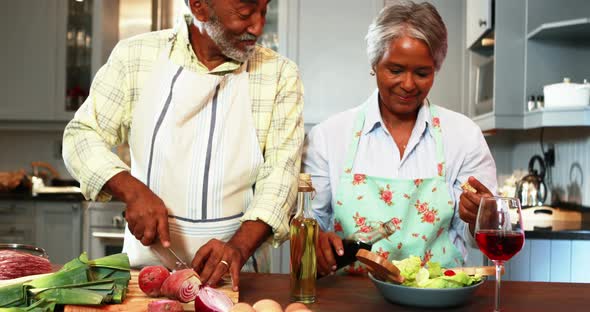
241 60 304 247
62 42 132 201
454 127 498 249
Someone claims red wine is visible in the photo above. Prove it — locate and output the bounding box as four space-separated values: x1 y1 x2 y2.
475 230 524 262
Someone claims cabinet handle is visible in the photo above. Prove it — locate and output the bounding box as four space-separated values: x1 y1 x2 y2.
0 205 16 214
92 232 125 239
479 19 487 27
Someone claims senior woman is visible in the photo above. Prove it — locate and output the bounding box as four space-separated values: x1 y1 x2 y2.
303 1 497 276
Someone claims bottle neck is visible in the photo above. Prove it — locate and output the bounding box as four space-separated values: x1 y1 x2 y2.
350 220 397 245
294 190 313 219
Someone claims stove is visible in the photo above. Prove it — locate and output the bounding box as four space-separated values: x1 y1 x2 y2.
82 201 126 259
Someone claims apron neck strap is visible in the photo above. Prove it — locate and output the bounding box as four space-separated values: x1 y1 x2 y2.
342 99 447 177
427 102 447 177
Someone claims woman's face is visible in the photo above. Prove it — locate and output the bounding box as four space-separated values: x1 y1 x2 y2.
374 36 435 116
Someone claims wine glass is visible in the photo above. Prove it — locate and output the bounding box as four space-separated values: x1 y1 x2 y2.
475 196 525 312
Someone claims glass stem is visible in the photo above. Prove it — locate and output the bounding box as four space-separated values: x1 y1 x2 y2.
494 261 503 312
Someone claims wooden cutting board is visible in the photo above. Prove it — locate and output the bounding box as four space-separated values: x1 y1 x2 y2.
64 271 238 312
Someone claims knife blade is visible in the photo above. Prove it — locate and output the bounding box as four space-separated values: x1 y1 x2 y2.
150 241 191 271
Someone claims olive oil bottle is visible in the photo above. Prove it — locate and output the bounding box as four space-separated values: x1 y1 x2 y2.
290 173 318 303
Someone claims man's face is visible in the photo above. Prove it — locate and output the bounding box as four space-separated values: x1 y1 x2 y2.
202 0 269 62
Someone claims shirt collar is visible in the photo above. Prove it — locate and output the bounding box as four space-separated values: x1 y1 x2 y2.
362 90 433 139
171 19 242 74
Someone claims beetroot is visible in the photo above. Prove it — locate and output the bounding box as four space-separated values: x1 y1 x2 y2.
147 299 184 312
139 265 171 297
0 250 52 280
160 269 202 302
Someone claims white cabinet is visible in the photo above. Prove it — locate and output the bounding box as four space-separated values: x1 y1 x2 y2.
504 239 590 283
0 1 58 121
0 0 118 125
35 201 82 265
465 0 492 49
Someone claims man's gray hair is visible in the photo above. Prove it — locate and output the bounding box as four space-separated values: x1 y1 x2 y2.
366 1 448 71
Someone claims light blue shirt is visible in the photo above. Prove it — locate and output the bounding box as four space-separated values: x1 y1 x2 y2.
303 90 497 259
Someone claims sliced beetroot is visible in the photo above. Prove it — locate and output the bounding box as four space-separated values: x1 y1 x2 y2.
0 250 52 280
139 265 171 297
160 269 202 302
147 299 184 312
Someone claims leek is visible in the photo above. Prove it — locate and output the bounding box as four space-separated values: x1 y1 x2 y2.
0 253 131 311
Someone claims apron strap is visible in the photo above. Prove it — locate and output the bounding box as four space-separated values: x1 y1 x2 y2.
342 98 448 178
341 104 369 176
427 103 447 178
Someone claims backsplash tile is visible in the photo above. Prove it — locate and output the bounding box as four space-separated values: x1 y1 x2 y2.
487 128 590 206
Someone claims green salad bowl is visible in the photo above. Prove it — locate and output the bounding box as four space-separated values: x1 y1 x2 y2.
368 272 485 308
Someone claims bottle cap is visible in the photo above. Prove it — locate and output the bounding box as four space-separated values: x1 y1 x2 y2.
298 173 314 192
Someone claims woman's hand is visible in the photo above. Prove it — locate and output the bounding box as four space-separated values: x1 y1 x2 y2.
459 176 493 235
316 231 344 276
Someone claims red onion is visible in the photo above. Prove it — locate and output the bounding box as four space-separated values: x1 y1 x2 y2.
194 285 234 312
160 269 201 302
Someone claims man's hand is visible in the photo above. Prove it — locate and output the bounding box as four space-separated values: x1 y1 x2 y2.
104 171 170 247
459 176 493 234
191 239 245 291
316 231 343 276
191 220 271 291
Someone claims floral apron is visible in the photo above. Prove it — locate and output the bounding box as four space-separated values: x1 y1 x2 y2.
333 103 463 273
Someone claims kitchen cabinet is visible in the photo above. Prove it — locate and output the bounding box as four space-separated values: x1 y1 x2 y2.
466 0 590 131
465 0 493 49
35 202 82 265
0 201 36 245
504 238 590 283
0 0 118 126
522 0 590 128
0 1 59 121
466 0 526 131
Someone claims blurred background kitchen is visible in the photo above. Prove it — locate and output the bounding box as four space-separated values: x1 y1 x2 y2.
1 0 589 283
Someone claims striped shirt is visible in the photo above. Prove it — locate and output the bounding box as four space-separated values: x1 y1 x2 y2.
62 20 304 245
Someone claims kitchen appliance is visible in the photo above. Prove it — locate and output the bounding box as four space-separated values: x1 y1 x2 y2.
82 201 126 260
543 78 590 108
515 155 547 207
474 58 494 116
510 206 582 231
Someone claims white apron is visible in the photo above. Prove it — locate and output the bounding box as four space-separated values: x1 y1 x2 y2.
123 45 266 271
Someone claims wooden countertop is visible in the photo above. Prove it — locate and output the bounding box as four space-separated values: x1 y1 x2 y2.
239 273 590 311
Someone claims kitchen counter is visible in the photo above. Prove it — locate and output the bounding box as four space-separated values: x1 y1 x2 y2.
239 273 590 311
523 203 590 240
0 191 84 201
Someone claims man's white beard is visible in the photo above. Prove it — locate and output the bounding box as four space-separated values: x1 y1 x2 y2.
203 17 256 62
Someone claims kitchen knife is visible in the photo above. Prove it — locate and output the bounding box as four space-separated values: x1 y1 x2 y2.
150 241 191 271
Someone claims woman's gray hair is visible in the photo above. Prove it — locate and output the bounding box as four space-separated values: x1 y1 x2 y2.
366 1 448 71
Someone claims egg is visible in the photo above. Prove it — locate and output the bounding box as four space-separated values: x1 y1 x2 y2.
252 299 283 312
230 302 257 312
284 303 308 312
